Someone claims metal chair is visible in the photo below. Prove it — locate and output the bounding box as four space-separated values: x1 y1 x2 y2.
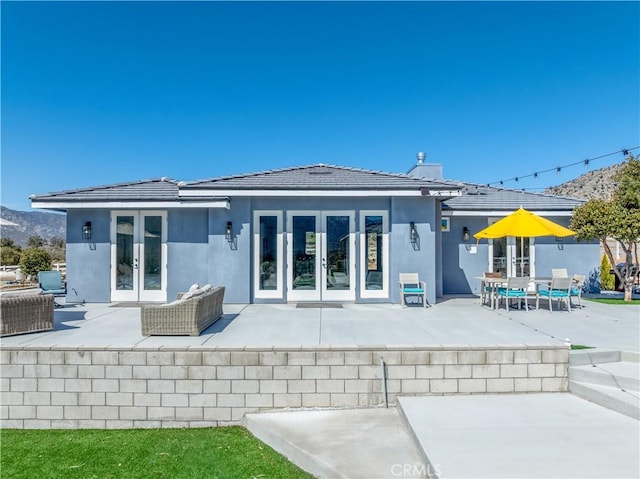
399 273 428 308
537 276 572 312
496 276 530 312
38 271 66 308
570 274 586 308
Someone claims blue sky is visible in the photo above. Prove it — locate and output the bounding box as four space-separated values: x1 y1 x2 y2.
2 1 638 211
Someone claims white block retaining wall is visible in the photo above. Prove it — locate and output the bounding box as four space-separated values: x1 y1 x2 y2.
0 345 569 429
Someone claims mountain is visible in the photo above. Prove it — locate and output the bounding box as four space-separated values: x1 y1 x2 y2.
543 163 621 200
0 206 66 247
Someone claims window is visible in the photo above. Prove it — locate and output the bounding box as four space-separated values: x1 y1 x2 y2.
360 211 389 298
253 211 283 299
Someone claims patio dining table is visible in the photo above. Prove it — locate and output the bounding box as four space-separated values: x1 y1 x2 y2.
476 276 576 310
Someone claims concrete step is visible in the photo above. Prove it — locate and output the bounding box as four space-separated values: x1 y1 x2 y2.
569 379 640 420
569 361 640 391
246 407 426 479
569 349 621 366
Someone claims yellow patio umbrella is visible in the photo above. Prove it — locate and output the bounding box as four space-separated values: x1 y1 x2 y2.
474 207 575 275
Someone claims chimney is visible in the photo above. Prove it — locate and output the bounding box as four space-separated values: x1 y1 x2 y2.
407 151 443 180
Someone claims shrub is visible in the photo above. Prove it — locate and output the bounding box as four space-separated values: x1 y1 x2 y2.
599 255 615 291
19 248 52 278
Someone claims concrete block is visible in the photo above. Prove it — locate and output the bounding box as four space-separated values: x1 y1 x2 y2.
401 379 431 393
444 365 472 379
203 380 231 394
259 351 288 366
458 379 487 393
245 394 274 408
376 351 402 364
133 365 160 380
64 379 92 392
108 420 137 429
1 420 24 428
402 351 430 365
24 365 51 378
118 351 147 365
147 407 175 421
302 366 330 380
1 377 9 391
134 393 161 407
231 380 259 394
487 378 514 393
486 350 514 364
287 351 316 365
430 379 458 394
542 349 569 364
63 405 91 420
1 365 23 377
204 407 232 421
36 406 64 420
64 351 92 365
148 379 175 394
38 351 65 364
359 393 383 407
472 364 500 378
106 392 133 406
344 379 372 393
217 366 245 380
91 406 119 420
133 420 162 428
458 350 486 365
2 392 24 405
91 351 119 365
51 365 77 378
105 366 133 379
51 392 78 406
344 351 372 365
542 377 568 392
76 420 104 429
11 378 37 391
174 352 203 366
161 420 189 428
430 351 458 365
273 393 302 408
302 393 331 407
188 366 216 380
500 364 528 378
358 365 382 379
202 351 231 366
232 407 259 422
160 366 189 380
515 378 542 392
91 379 120 392
9 405 36 419
189 394 217 408
316 351 345 365
315 379 345 393
161 394 189 407
387 365 416 379
175 407 203 421
13 351 38 364
78 392 106 406
330 393 359 407
78 365 105 379
330 365 359 379
556 364 568 377
0 351 10 364
259 380 287 394
176 380 203 394
245 366 273 380
528 364 556 378
273 365 301 380
120 406 147 420
146 351 174 365
416 365 444 379
119 379 147 393
287 379 315 393
24 420 51 429
217 394 245 407
230 352 259 366
514 350 542 364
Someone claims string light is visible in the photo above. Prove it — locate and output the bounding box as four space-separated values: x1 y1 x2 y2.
487 146 638 188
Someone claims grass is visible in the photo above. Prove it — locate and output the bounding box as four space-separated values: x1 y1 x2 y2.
0 427 314 479
585 298 640 305
570 344 595 350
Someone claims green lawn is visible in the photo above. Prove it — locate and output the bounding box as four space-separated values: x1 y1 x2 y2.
585 297 640 305
0 427 314 479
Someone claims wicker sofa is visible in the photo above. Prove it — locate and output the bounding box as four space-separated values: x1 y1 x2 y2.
141 286 225 336
1 293 55 337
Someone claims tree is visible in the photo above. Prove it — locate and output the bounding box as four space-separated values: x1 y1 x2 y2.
0 238 22 266
46 237 66 263
599 255 614 291
19 248 52 279
571 154 640 301
27 235 47 248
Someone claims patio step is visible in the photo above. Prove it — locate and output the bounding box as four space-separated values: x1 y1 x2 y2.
569 380 639 420
569 349 621 366
569 362 640 391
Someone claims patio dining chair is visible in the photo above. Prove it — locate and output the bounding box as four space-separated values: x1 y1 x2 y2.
38 270 66 308
481 272 502 306
570 274 585 308
496 276 530 312
399 273 428 308
537 276 572 312
552 268 568 278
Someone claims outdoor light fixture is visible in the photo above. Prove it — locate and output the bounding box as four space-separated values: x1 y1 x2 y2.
410 222 417 244
82 222 92 240
462 227 470 242
225 221 233 241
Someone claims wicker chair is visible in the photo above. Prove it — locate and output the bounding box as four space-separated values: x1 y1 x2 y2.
141 286 225 336
1 293 55 336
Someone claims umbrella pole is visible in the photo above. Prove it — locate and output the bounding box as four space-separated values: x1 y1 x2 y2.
520 236 524 276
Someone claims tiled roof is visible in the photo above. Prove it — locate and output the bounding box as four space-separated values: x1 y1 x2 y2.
31 178 184 202
183 164 463 191
443 183 584 211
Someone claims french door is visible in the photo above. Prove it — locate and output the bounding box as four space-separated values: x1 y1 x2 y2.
287 211 355 302
110 211 167 302
491 236 534 277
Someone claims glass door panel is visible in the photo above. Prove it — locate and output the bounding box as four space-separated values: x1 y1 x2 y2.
142 215 163 293
291 215 318 294
322 212 355 301
115 216 136 299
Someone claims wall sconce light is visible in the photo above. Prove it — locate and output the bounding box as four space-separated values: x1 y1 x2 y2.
225 221 233 241
410 222 417 244
82 222 92 240
462 227 470 242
